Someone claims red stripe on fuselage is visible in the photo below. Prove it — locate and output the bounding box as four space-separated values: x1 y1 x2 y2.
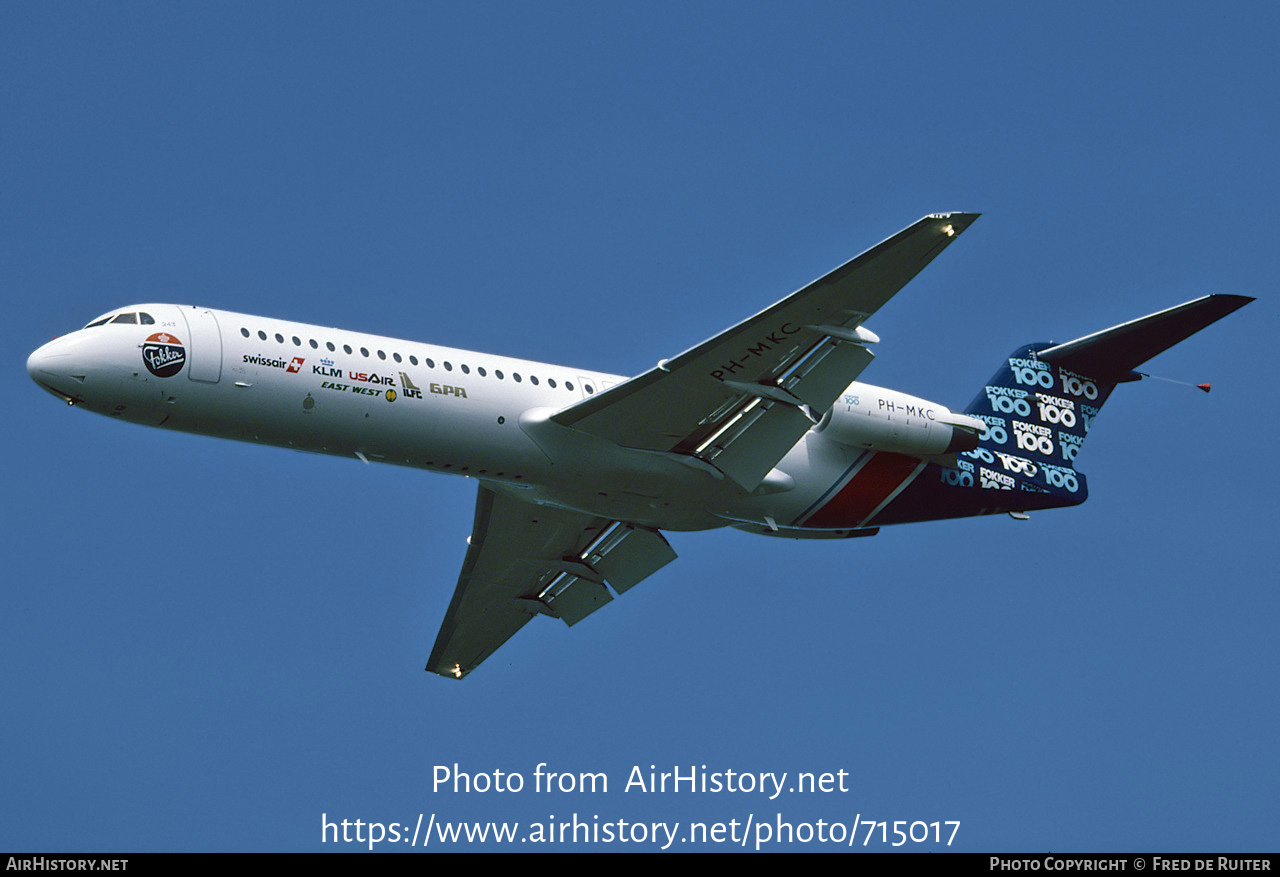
802 452 923 529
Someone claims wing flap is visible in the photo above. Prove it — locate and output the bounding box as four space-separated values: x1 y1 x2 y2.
784 338 877 409
695 399 814 489
592 524 679 593
544 578 613 626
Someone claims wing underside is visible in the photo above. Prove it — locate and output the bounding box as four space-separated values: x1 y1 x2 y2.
426 487 677 679
551 213 979 492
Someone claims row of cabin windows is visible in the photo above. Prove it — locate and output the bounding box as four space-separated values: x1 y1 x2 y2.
238 326 595 394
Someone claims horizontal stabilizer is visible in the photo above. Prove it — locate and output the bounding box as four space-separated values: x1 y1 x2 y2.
1036 294 1253 381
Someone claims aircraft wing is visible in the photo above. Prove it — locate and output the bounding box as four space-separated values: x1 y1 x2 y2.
427 486 677 679
552 213 979 491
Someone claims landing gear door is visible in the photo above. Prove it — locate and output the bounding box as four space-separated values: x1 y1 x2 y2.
179 308 223 383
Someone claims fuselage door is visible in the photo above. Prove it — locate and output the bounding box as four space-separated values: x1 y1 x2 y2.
180 308 223 383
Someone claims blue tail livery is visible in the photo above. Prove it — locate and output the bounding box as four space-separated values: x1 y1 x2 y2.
869 294 1252 526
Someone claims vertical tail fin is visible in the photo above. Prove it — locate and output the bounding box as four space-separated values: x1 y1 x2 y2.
962 295 1244 506
961 294 1252 508
872 294 1252 524
959 343 1113 506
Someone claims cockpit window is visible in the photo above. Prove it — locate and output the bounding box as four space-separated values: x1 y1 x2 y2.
84 310 157 328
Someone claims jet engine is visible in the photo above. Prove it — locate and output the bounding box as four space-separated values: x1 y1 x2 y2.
816 383 984 458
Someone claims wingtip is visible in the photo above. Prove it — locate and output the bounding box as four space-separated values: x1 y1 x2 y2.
927 212 981 235
425 661 469 680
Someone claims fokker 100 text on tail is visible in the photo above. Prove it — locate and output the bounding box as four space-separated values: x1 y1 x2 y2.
27 214 1252 679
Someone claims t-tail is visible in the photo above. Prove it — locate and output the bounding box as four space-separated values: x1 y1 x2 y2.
872 294 1253 525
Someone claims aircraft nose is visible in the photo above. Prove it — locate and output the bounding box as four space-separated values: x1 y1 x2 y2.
28 337 81 402
28 338 62 380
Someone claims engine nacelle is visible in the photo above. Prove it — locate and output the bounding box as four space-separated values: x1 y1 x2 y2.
816 383 984 458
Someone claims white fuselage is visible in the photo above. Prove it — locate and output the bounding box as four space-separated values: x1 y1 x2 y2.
28 303 929 533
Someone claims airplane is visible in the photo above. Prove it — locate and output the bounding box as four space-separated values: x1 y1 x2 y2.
26 213 1252 680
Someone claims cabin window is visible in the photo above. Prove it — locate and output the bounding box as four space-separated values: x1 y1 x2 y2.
241 328 250 338
258 331 268 341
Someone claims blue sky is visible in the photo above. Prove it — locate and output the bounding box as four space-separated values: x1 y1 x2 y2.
4 2 1277 852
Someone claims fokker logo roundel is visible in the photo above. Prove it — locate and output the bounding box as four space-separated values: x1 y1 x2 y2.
142 332 185 377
